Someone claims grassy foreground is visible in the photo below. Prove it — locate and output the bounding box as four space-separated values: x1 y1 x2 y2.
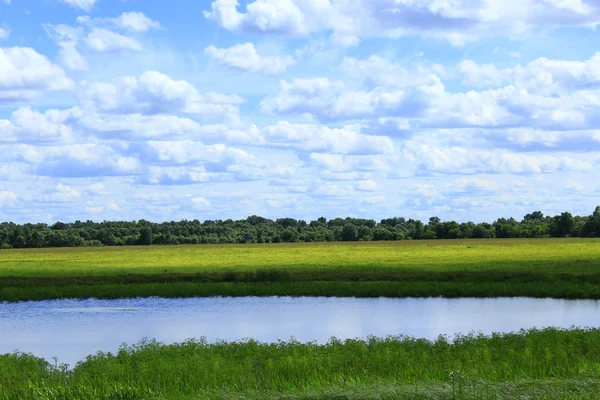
2 238 600 301
2 328 600 400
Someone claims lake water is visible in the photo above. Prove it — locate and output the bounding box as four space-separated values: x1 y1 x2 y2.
2 296 600 367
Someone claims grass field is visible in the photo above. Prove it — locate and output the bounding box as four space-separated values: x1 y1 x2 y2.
2 328 600 400
2 238 600 301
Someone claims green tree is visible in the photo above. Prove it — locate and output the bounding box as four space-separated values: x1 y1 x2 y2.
138 226 153 246
340 224 359 241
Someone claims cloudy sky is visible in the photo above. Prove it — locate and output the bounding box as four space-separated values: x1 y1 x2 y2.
1 0 600 224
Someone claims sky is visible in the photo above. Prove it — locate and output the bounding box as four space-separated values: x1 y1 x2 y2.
1 0 600 224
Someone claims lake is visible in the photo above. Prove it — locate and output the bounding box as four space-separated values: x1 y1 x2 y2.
1 296 599 367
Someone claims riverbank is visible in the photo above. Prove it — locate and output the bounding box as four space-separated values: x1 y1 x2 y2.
2 328 600 400
2 239 600 301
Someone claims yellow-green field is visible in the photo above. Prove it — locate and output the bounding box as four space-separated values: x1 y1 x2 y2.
2 238 600 276
2 238 600 301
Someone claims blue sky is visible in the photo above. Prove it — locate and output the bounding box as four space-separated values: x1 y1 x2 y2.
1 0 600 224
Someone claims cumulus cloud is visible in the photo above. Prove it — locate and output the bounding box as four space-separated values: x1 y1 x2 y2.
45 13 160 69
0 47 74 102
260 121 394 154
260 55 600 131
114 12 161 32
2 144 140 178
340 55 444 89
137 141 266 169
260 77 431 122
0 26 9 40
459 53 600 94
86 182 106 195
0 107 80 144
78 12 162 32
84 28 142 52
308 153 391 172
78 71 242 118
4 2 600 223
60 0 96 12
400 142 594 175
205 42 295 75
78 113 205 139
204 0 600 45
42 184 81 202
204 0 349 36
355 179 378 191
43 24 88 70
0 191 17 205
192 197 211 207
311 182 354 197
140 166 213 185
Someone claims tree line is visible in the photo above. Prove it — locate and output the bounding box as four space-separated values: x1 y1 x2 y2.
1 207 600 249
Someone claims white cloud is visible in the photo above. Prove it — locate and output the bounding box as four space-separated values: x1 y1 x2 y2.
78 12 162 32
78 71 241 118
60 0 96 11
0 107 80 144
260 121 393 154
42 184 81 202
260 56 600 131
192 197 211 206
450 178 500 194
340 55 444 89
261 77 431 122
139 141 266 168
0 26 9 40
85 28 142 53
312 182 353 197
4 2 600 224
2 144 140 178
0 191 17 205
114 12 161 32
141 166 212 185
87 182 106 194
0 47 74 102
43 24 88 70
204 0 346 36
355 179 378 191
85 205 105 213
79 113 205 139
459 53 600 94
308 153 390 172
204 0 600 45
400 142 594 175
205 43 295 75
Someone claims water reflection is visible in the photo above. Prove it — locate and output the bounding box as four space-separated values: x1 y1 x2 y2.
1 296 599 367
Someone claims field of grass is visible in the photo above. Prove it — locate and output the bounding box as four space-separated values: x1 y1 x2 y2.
2 238 600 301
2 328 600 400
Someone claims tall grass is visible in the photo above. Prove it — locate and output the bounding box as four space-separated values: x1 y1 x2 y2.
2 328 600 399
4 280 600 302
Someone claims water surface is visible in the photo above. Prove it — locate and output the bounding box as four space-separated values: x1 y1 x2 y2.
1 296 599 367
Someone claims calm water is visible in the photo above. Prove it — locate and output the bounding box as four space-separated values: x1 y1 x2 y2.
1 296 600 367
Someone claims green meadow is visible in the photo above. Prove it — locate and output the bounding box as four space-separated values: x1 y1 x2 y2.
1 238 600 301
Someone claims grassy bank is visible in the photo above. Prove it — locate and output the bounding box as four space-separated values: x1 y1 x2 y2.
2 328 600 399
5 281 600 302
2 239 600 301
